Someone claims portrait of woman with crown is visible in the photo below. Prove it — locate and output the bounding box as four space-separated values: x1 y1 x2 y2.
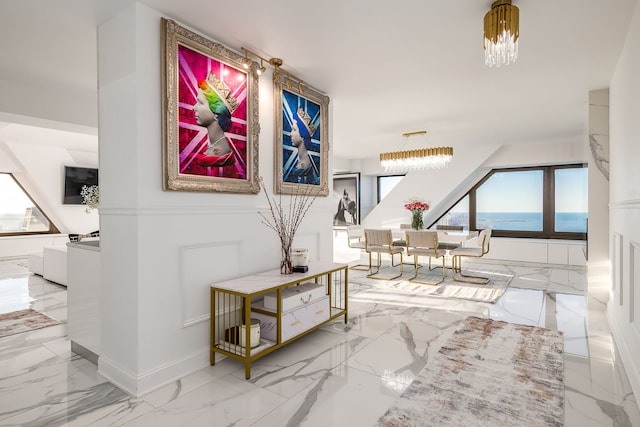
176 44 248 180
281 90 321 186
162 18 259 193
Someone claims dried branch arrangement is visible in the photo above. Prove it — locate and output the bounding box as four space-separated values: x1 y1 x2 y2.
258 177 318 273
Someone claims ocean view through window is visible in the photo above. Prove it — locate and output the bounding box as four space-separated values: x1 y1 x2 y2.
430 164 587 240
555 167 588 233
476 212 587 232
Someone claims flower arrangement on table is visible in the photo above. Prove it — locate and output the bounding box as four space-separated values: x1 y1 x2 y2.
404 197 429 230
81 185 99 214
258 177 318 274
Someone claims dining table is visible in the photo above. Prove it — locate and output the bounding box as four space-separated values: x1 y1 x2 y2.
392 229 479 247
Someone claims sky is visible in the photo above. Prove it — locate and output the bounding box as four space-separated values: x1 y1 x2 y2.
0 173 33 215
477 168 587 213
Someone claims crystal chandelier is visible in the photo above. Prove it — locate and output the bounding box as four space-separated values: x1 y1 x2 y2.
484 0 519 67
379 131 453 173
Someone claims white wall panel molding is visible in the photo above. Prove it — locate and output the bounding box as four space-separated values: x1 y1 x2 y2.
607 307 640 411
97 205 334 217
631 240 639 323
612 232 623 304
179 241 243 328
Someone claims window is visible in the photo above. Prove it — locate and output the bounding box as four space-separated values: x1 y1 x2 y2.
0 173 59 235
377 175 404 203
430 165 587 240
476 170 544 231
435 195 469 229
554 168 588 233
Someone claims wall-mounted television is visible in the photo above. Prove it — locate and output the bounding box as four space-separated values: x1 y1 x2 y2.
63 166 99 205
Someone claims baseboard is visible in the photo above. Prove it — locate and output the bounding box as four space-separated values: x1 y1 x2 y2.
98 347 210 397
606 305 640 411
71 341 99 365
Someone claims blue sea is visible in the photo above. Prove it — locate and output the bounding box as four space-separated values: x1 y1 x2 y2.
444 212 587 232
476 212 587 232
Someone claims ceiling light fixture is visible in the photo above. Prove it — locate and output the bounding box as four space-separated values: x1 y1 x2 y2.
241 47 305 91
257 58 266 76
379 131 453 173
484 0 519 67
242 51 252 69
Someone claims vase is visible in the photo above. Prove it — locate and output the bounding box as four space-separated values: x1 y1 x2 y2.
411 211 424 230
280 245 293 274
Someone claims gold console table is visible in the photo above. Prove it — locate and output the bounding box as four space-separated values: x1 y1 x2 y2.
210 262 348 379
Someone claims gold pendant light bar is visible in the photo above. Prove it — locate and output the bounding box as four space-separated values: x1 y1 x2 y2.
380 146 453 172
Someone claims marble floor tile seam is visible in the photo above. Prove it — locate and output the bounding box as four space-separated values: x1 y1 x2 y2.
244 361 395 427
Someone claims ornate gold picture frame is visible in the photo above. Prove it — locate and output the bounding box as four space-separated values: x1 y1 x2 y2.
161 18 259 193
274 75 329 196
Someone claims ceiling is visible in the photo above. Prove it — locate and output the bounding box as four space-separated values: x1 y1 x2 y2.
0 0 636 160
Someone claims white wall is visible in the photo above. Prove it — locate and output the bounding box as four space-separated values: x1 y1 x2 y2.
96 4 334 396
608 0 640 409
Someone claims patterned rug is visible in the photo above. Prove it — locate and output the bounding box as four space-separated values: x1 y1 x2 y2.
0 308 60 338
349 266 512 303
377 316 565 427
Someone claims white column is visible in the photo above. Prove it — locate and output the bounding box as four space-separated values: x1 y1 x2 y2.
587 88 610 307
96 2 145 395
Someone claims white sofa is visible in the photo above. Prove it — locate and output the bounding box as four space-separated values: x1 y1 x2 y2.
27 251 44 276
28 246 68 286
43 246 68 286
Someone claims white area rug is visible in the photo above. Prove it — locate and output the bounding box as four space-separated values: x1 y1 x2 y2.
0 308 60 338
377 316 565 426
350 266 513 303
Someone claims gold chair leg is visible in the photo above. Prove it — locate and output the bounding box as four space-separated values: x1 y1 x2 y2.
367 252 403 280
390 252 399 266
409 255 444 286
451 255 490 284
366 252 381 276
349 251 371 271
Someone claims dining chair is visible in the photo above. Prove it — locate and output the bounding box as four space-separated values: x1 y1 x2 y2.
346 225 370 270
405 230 446 285
364 229 404 279
450 229 492 284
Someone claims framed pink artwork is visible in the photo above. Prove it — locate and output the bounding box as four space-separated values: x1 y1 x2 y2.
161 18 259 193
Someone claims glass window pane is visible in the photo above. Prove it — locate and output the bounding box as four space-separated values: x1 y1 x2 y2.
435 195 469 230
476 170 544 231
378 175 404 203
0 173 52 233
555 167 588 233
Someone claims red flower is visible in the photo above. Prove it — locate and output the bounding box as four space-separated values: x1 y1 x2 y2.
404 201 429 212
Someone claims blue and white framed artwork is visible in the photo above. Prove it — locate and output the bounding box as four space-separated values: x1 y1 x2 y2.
274 76 329 196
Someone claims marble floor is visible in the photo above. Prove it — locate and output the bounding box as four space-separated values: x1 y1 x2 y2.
0 248 639 426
